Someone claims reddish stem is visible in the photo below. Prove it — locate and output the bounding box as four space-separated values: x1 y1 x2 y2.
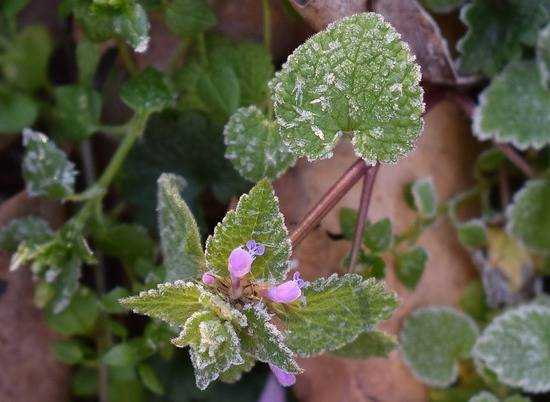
496 143 536 179
289 158 369 248
348 164 380 271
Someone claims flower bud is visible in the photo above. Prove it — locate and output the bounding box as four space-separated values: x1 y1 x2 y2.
269 364 296 387
202 271 216 286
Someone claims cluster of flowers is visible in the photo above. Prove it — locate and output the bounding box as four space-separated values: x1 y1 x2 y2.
202 240 304 386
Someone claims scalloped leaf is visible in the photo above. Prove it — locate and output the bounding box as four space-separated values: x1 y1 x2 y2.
537 24 550 89
157 173 206 281
224 106 296 182
241 304 301 374
506 179 550 253
120 68 176 113
458 0 550 76
400 306 479 387
474 305 550 393
284 274 399 357
205 179 291 282
331 330 396 359
270 12 424 162
473 61 550 149
22 129 77 199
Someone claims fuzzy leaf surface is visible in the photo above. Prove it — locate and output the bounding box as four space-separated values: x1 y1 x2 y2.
0 216 52 252
331 330 397 359
537 24 550 89
120 68 175 113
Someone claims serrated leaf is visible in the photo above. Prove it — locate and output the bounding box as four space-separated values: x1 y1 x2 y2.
331 330 396 359
241 304 301 374
270 13 424 162
456 220 487 248
0 91 38 134
458 0 550 76
469 392 499 402
506 179 550 253
410 177 437 218
400 306 479 387
395 245 428 289
76 40 100 86
420 0 465 13
224 106 296 182
138 364 164 395
364 218 393 252
0 216 52 252
157 173 206 281
54 85 101 141
121 68 175 113
22 128 77 199
120 281 203 326
46 287 99 336
219 353 256 383
165 0 216 38
284 274 399 357
473 60 550 149
537 24 550 89
205 179 291 282
474 304 550 393
198 290 247 327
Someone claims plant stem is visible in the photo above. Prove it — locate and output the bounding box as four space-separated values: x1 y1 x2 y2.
116 40 138 75
289 158 369 248
495 143 536 178
261 0 272 52
348 164 379 271
168 38 192 74
197 33 207 64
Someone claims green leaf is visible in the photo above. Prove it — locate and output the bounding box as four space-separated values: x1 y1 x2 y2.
103 339 154 367
469 392 499 402
456 219 487 248
76 40 100 86
100 287 130 314
46 287 99 336
410 178 437 218
457 0 550 76
241 304 301 373
331 330 396 359
196 63 240 121
537 24 550 89
165 0 216 38
507 179 550 253
205 179 291 282
1 25 52 91
420 0 465 13
54 85 101 141
95 223 154 264
138 364 164 395
284 274 399 357
459 280 488 323
474 304 550 392
395 246 428 289
0 91 38 134
172 311 244 390
219 353 256 383
198 290 247 327
339 207 357 240
157 173 206 281
72 367 98 397
0 216 52 252
121 68 176 113
364 218 393 252
50 339 86 364
22 129 77 199
1 0 30 18
357 252 386 279
400 306 479 387
473 60 550 149
224 106 296 182
270 13 424 162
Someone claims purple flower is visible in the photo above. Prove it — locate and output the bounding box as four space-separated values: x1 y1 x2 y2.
202 271 216 286
266 272 305 304
228 247 254 278
258 374 286 402
247 240 265 256
269 364 296 387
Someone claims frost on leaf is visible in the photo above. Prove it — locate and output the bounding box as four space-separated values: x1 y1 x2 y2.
224 106 296 182
22 129 77 199
410 177 437 218
219 352 256 383
469 391 499 402
157 173 206 281
473 61 550 150
537 24 550 89
205 179 291 282
0 216 52 252
400 306 479 387
331 330 397 359
270 12 424 163
120 281 203 326
457 0 550 76
506 179 550 253
241 303 301 374
474 305 550 393
172 311 244 390
199 290 247 327
284 274 399 357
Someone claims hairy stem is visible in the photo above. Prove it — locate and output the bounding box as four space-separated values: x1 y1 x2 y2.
348 164 379 271
289 158 369 248
261 0 272 52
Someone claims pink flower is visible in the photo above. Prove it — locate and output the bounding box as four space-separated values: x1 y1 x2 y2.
202 271 216 286
258 374 286 402
228 247 253 278
269 364 296 387
266 272 305 304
